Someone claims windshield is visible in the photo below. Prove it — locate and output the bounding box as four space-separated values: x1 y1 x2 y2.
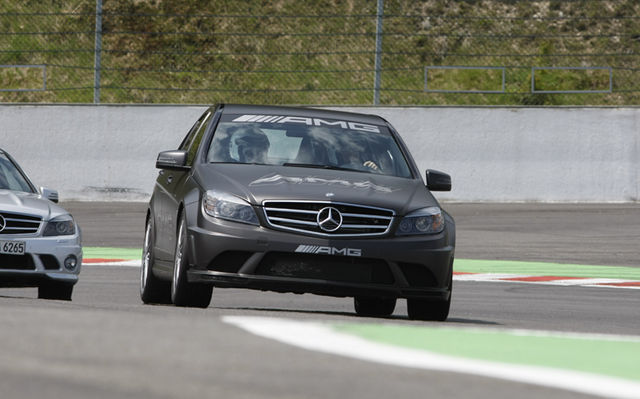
207 114 412 178
0 152 35 193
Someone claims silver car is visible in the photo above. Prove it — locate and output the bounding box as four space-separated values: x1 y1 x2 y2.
0 148 82 300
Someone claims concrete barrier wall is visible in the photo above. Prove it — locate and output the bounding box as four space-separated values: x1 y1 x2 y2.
338 107 639 203
1 105 206 201
1 105 638 202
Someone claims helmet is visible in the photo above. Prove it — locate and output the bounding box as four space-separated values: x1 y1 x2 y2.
232 126 270 163
233 126 270 149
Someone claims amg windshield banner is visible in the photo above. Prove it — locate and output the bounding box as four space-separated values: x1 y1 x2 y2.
230 114 381 133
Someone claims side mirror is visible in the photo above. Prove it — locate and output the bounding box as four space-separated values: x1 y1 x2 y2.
40 187 59 203
156 150 189 170
426 169 451 192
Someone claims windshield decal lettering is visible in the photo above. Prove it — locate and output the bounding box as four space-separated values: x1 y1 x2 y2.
232 114 380 133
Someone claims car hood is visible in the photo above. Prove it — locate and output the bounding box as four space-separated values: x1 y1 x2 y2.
0 189 69 220
194 164 438 215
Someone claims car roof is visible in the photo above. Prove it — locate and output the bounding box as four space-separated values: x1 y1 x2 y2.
220 104 388 126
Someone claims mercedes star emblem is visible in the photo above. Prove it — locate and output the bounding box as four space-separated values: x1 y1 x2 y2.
317 207 343 232
0 215 5 232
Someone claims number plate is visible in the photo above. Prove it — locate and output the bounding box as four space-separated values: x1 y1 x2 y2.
0 240 26 255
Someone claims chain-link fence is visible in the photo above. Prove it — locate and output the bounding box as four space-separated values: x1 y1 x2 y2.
1 0 639 105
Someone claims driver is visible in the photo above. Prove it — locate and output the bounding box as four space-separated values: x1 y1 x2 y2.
341 144 380 172
233 126 270 164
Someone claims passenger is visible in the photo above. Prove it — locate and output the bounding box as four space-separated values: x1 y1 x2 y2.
233 126 270 164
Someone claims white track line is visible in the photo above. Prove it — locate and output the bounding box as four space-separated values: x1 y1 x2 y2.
454 273 518 281
82 260 141 267
223 316 640 399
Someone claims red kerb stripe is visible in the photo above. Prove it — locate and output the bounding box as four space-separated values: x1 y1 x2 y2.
501 276 584 282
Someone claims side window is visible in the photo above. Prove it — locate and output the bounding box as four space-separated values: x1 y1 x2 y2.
186 111 212 166
179 110 211 151
179 120 201 151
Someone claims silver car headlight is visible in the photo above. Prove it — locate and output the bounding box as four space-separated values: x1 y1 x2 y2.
43 215 76 236
203 190 259 225
396 207 444 235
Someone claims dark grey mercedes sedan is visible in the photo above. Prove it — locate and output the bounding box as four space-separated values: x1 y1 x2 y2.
141 104 455 320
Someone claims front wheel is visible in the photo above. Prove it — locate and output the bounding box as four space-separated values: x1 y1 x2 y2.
354 296 396 317
38 282 73 301
140 217 171 304
407 267 452 321
171 214 213 308
406 297 450 321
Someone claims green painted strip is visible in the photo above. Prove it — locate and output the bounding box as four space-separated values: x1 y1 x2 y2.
455 259 640 281
83 247 142 260
336 323 640 382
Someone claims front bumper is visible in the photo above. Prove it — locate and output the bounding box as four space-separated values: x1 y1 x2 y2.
0 234 82 288
186 215 454 300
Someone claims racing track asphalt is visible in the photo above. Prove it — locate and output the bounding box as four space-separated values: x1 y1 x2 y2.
0 202 639 399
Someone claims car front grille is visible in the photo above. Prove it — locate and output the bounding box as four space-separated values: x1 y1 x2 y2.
0 253 36 270
256 252 395 284
0 211 42 235
262 201 394 237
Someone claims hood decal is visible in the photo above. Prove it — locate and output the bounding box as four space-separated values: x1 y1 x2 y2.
249 174 398 194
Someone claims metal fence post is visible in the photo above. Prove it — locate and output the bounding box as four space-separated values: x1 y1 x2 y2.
373 0 383 105
93 0 103 104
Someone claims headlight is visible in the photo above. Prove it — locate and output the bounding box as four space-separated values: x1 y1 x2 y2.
396 207 444 235
203 190 259 225
43 215 76 236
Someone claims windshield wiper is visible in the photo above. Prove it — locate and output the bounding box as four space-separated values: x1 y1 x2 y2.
282 163 362 172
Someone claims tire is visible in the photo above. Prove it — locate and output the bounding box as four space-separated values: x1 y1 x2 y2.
140 217 171 304
38 282 73 301
407 268 452 321
406 297 450 321
171 214 213 308
354 296 396 317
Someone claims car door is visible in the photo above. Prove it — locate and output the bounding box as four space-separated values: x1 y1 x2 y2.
160 110 213 261
153 111 211 261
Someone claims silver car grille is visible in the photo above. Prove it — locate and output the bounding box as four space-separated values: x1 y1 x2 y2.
262 201 394 237
0 211 42 235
